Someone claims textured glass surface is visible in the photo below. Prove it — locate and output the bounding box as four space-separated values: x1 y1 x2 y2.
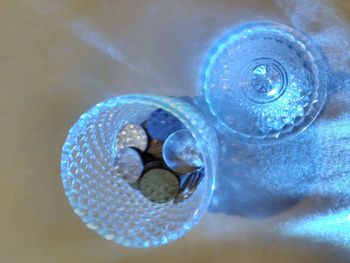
61 95 218 248
200 21 328 144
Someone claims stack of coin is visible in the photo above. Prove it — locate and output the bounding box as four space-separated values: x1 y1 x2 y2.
113 109 205 204
113 124 148 184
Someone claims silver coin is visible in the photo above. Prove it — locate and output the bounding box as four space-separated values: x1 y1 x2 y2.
129 161 164 190
140 168 180 204
174 168 205 204
116 124 148 153
113 148 144 183
163 129 203 174
144 109 185 141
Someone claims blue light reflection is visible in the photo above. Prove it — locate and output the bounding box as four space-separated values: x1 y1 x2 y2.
283 209 350 247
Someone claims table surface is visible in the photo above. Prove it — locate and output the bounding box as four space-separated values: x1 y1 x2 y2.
1 0 350 262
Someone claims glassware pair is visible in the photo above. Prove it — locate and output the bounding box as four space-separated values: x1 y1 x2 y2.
60 21 328 247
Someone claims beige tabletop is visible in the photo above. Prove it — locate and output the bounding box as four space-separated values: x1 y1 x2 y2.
1 0 350 262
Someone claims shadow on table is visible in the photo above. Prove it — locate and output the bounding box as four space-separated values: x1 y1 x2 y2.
208 70 350 218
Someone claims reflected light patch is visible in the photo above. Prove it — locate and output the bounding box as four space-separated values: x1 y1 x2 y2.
68 21 124 63
282 209 350 247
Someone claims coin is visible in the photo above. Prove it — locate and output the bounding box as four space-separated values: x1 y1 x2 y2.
129 161 164 190
140 168 180 204
142 161 165 173
139 151 156 165
145 139 163 159
128 180 141 190
163 129 203 174
174 168 205 204
113 148 144 183
116 124 148 153
144 109 185 141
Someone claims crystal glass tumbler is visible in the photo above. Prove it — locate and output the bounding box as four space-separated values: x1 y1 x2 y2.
201 21 328 144
61 95 218 247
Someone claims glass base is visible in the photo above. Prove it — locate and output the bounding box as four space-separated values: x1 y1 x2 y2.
201 21 328 144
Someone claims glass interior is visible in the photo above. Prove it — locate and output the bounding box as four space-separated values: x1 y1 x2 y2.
61 95 218 247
